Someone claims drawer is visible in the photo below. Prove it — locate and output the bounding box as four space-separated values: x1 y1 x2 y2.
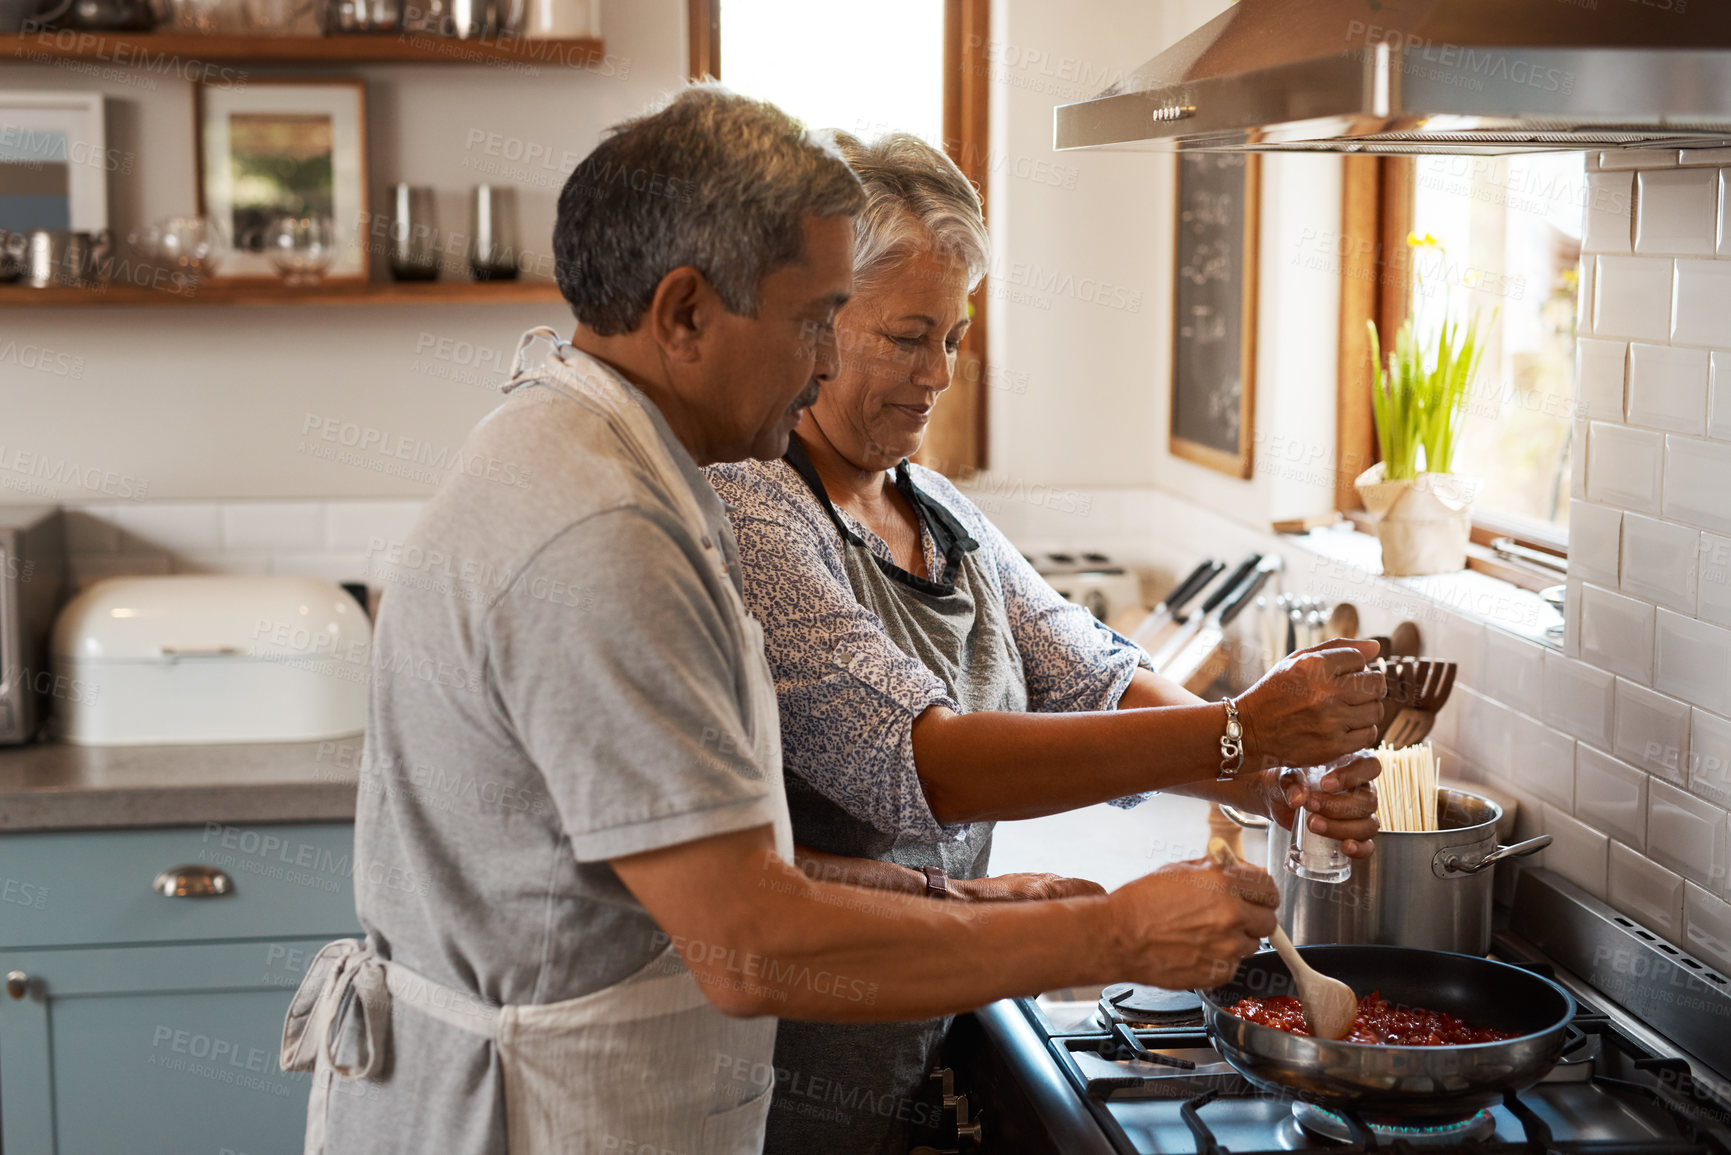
0 823 361 949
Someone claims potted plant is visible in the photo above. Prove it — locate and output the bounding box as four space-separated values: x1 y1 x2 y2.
1356 244 1492 576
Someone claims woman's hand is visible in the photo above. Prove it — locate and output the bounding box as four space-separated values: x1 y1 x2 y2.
950 872 1107 902
1252 756 1382 858
1235 639 1386 770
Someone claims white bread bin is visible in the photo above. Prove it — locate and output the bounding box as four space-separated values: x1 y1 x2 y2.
52 575 370 746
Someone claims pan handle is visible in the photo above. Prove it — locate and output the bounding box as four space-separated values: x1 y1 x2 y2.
1435 835 1552 876
1218 803 1270 831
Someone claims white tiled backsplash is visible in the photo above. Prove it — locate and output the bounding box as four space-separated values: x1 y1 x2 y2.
1075 147 1731 983
1487 148 1731 975
59 499 424 592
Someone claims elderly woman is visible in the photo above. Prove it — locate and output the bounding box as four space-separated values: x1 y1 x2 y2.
706 132 1385 1155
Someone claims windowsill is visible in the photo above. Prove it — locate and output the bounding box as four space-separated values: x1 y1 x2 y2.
1285 522 1566 648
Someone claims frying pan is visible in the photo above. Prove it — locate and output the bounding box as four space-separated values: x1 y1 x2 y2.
1200 944 1576 1118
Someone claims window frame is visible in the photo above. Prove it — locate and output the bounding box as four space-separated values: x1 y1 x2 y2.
689 0 993 475
1336 155 1571 591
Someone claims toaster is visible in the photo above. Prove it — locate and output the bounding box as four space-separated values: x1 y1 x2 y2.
51 574 371 746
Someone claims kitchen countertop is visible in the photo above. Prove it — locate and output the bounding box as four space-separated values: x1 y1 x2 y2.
992 790 1270 889
0 735 361 832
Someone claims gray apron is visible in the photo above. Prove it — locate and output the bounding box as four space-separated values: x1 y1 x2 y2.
765 437 1027 1155
283 332 794 1155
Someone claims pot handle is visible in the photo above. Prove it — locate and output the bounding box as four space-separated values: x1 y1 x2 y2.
1435 835 1552 876
1218 803 1270 831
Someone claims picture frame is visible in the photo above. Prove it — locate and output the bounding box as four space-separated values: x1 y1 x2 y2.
196 78 368 282
1169 152 1260 480
0 91 108 234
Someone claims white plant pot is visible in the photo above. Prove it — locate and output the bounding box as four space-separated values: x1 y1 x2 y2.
1354 463 1474 577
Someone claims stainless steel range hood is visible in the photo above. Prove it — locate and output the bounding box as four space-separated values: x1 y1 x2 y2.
1054 0 1731 155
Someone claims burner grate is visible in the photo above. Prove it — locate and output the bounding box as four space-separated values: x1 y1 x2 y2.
1292 1102 1496 1147
1100 982 1207 1028
1173 1087 1731 1155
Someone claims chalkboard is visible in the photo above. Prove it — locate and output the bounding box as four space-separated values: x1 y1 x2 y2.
1171 152 1259 479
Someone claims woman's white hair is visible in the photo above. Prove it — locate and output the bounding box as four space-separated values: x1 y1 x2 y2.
825 130 989 294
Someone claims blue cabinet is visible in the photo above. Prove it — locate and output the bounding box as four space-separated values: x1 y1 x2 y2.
0 823 361 1155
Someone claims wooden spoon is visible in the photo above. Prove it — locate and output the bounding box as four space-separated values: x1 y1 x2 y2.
1206 837 1358 1041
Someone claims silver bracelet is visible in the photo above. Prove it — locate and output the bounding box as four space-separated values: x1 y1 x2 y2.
1217 698 1245 782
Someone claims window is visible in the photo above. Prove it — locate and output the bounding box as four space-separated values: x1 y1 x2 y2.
715 1 945 149
688 0 992 474
1406 153 1585 541
1337 153 1587 579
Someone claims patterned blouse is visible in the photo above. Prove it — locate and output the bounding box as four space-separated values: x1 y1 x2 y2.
705 456 1152 843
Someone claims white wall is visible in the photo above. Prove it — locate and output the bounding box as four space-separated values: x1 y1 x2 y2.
978 0 1338 533
981 0 1176 490
1 0 686 501
4 0 1343 526
1151 152 1342 526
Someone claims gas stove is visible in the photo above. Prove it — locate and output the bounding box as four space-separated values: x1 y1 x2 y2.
942 870 1731 1155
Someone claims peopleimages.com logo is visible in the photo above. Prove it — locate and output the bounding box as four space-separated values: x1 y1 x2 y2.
1346 20 1576 96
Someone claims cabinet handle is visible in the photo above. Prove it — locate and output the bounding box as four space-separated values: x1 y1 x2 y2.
153 865 233 898
6 970 25 999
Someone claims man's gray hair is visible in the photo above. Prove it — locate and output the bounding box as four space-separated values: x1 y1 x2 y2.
555 85 865 336
826 131 989 294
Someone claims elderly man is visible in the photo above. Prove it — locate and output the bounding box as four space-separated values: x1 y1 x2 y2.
280 87 1287 1155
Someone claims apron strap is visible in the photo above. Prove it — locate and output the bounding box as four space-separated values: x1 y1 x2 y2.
502 326 568 393
894 462 978 572
783 434 976 595
281 938 390 1079
783 434 868 548
280 938 390 1155
281 938 503 1155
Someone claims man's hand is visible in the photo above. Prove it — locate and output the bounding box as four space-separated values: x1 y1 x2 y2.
1235 639 1386 769
1255 756 1381 858
950 872 1106 903
1106 858 1279 989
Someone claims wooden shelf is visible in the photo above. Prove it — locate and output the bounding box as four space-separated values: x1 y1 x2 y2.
0 279 566 307
1 31 605 66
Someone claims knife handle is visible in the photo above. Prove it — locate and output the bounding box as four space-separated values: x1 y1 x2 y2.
1161 559 1224 615
1197 553 1263 615
1218 557 1283 628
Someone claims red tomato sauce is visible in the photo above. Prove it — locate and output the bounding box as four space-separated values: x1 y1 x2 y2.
1224 991 1515 1045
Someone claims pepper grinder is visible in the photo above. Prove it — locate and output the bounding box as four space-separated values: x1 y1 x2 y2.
1286 751 1363 884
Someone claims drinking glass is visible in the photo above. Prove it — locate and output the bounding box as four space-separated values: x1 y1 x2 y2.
243 0 317 33
444 0 491 37
0 231 25 284
468 184 519 282
317 0 399 32
387 184 440 282
169 0 239 32
399 0 443 32
130 216 228 287
1285 751 1363 884
522 0 594 38
267 214 337 286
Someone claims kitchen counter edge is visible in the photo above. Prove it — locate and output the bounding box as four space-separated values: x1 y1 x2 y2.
0 735 361 832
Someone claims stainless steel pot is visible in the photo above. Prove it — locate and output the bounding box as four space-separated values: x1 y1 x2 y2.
1224 788 1550 954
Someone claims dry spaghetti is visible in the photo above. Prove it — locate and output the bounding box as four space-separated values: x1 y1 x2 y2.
1375 741 1438 832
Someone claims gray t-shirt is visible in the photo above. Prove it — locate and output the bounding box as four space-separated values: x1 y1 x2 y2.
323 360 780 1153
